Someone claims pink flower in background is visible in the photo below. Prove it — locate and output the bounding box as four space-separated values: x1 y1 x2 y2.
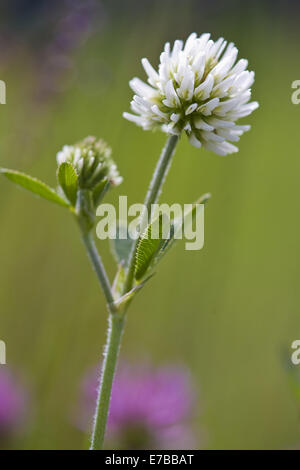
76 362 198 449
0 368 28 437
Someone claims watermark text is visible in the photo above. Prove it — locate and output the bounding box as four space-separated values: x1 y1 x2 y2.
0 80 6 104
0 340 6 364
96 196 204 251
291 80 300 104
291 340 300 365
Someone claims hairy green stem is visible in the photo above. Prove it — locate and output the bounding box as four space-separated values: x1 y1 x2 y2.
79 134 179 449
80 228 124 450
80 230 116 314
123 134 179 293
90 313 125 450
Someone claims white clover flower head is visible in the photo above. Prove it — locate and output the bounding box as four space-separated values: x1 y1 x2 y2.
123 33 259 156
56 136 123 189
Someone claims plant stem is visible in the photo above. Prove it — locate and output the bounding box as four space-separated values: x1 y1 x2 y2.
80 228 125 449
123 134 179 294
80 134 179 449
90 313 125 450
80 230 116 314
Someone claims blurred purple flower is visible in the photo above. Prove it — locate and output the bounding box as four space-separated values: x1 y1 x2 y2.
0 368 28 438
0 1 107 102
76 362 198 449
35 0 106 101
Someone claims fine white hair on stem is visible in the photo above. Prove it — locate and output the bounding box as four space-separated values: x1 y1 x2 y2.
123 32 259 156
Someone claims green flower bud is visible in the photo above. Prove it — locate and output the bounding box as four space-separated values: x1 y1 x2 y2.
56 136 122 190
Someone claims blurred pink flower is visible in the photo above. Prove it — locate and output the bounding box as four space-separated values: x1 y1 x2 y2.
0 368 28 438
76 362 198 449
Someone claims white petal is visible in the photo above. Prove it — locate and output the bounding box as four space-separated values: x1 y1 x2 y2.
191 53 205 80
230 59 248 75
188 133 202 148
205 39 214 56
193 117 214 131
73 148 81 164
221 142 239 153
209 37 225 58
197 97 220 115
159 52 172 82
233 124 251 132
194 73 214 100
133 95 152 111
215 40 227 59
77 157 84 171
203 140 238 156
175 52 189 85
221 42 235 60
213 76 236 96
197 33 211 50
185 103 198 115
177 70 194 101
172 40 183 59
183 122 192 133
203 141 228 156
206 117 235 128
184 32 198 53
228 101 259 119
201 130 225 142
212 48 238 81
163 79 181 107
216 128 240 142
170 113 181 123
130 101 143 115
141 58 159 86
151 105 168 120
129 77 155 98
214 97 242 115
164 42 171 54
233 71 255 92
161 123 181 135
123 112 144 126
56 151 66 165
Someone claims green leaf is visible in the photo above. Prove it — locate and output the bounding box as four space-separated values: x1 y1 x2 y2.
112 262 126 298
93 179 109 206
0 168 70 208
134 193 211 281
114 273 154 309
57 162 78 206
110 223 134 268
135 213 168 281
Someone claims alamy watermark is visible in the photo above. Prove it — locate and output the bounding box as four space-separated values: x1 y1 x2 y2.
291 80 300 104
95 196 205 251
0 340 6 364
0 80 6 104
291 340 300 365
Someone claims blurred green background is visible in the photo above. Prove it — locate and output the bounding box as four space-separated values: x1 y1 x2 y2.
0 0 300 450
